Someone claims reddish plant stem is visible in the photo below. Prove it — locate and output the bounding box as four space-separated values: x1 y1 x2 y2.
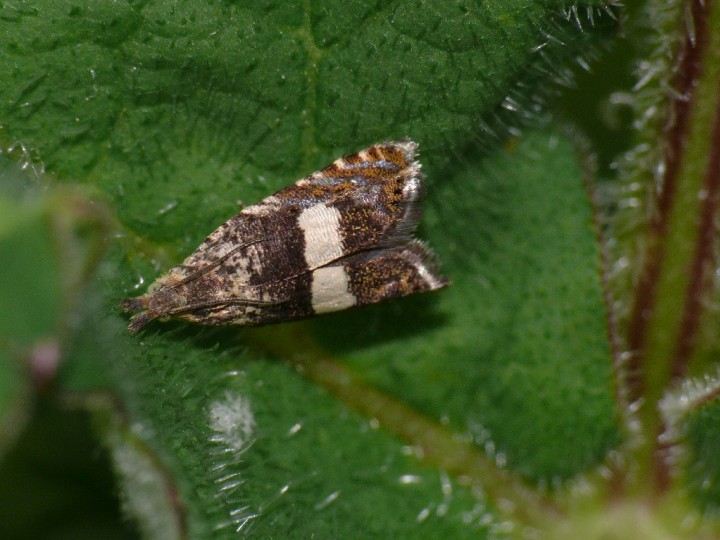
624 0 709 407
614 0 720 499
671 81 720 379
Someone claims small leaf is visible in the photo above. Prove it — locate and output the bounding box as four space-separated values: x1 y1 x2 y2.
0 162 108 454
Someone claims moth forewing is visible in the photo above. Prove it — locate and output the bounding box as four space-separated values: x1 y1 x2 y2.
122 140 447 333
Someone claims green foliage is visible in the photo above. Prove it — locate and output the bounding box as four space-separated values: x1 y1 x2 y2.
0 184 62 344
1 0 720 539
687 401 720 515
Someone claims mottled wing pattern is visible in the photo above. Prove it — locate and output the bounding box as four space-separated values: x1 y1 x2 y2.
310 241 446 315
121 140 446 332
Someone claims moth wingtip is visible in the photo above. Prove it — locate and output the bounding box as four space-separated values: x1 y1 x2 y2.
425 270 450 292
434 275 451 290
391 138 419 160
405 240 449 291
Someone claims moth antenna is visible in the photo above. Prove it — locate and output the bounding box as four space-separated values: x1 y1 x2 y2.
163 297 280 317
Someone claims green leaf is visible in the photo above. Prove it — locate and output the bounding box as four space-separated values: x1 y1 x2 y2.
0 161 108 457
0 186 63 345
309 129 618 482
54 124 615 537
5 0 720 538
1 0 619 537
0 0 612 249
686 398 720 515
0 349 28 461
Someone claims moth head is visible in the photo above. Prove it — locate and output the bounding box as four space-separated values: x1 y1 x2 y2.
122 282 189 333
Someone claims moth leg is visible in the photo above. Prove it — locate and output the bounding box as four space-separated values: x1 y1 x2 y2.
127 312 153 334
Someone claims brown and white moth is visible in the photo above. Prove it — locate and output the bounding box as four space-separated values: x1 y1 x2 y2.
121 140 447 333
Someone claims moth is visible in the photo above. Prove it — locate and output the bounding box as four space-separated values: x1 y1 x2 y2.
121 140 447 333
